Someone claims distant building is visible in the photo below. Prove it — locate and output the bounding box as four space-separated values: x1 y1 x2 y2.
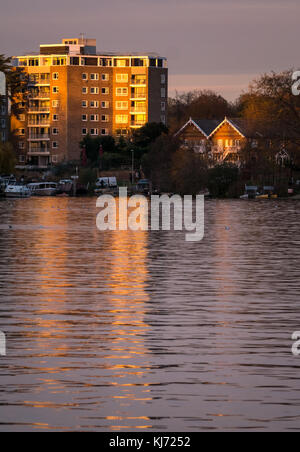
12 38 168 168
175 117 261 165
0 71 8 144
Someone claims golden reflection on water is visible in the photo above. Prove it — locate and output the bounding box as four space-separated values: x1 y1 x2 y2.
5 197 152 429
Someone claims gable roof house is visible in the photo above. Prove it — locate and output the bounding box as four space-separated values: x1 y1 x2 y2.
175 117 263 165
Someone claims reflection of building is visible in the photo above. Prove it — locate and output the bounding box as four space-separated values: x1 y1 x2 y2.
0 71 8 143
11 37 168 169
176 117 260 165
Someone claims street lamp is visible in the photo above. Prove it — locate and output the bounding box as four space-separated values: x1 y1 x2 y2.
131 149 134 185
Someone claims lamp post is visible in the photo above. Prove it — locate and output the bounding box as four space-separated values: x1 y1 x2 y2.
131 149 134 185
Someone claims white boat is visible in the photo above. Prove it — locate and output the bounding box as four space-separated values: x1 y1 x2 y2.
5 184 31 198
27 182 57 197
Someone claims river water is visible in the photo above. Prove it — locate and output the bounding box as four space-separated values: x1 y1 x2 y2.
0 197 299 431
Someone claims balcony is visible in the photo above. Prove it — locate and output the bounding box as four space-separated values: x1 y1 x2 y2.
28 92 50 99
130 92 147 100
130 107 147 114
28 133 50 141
28 148 50 155
28 77 50 86
28 120 50 126
28 107 50 113
130 121 146 128
130 78 147 87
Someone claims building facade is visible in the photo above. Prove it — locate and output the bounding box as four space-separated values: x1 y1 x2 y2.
12 38 168 168
0 71 8 144
176 117 258 165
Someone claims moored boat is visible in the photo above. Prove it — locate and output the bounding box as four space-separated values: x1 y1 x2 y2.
5 184 31 198
27 182 57 197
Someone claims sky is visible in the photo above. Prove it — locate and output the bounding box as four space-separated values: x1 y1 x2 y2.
0 0 299 101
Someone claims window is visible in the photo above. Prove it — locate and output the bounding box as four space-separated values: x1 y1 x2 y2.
102 87 109 95
90 101 99 108
160 115 166 124
161 102 166 112
18 114 25 122
53 86 59 94
101 101 109 108
52 142 58 149
116 129 128 137
1 119 6 129
82 114 87 121
90 114 99 122
90 128 99 136
52 128 59 135
116 87 128 96
18 128 25 136
91 87 99 94
91 73 99 80
53 73 59 80
52 100 59 108
161 74 166 84
82 128 87 135
116 101 128 110
116 73 128 83
101 129 108 135
101 115 109 122
52 155 58 164
18 142 25 149
115 115 128 124
161 88 166 98
82 87 88 94
102 74 109 81
82 73 88 80
19 155 25 163
53 114 58 121
82 100 88 108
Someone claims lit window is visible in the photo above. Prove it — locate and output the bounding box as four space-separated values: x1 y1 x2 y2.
116 87 128 96
115 115 128 124
116 101 128 110
116 74 128 83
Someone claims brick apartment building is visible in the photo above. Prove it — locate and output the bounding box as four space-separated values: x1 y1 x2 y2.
0 71 8 145
11 38 168 168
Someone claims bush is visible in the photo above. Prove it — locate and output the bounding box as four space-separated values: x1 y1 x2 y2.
208 164 240 198
0 142 16 174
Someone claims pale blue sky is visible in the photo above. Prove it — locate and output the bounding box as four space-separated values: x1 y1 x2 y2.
1 0 299 100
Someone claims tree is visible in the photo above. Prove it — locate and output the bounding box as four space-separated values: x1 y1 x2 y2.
131 122 168 149
171 148 208 195
168 90 234 133
207 164 240 198
142 135 179 192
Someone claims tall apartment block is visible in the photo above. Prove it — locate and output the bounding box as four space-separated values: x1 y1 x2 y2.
12 38 168 168
0 71 8 144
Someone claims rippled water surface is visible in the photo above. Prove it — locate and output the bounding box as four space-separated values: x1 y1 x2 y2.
0 197 300 431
